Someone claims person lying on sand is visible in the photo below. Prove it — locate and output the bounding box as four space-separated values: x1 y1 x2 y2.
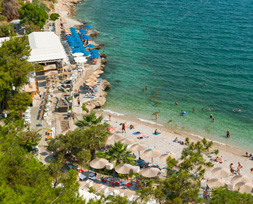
174 137 178 142
246 152 249 157
130 124 134 129
250 168 253 174
154 129 159 135
215 156 223 163
180 141 185 145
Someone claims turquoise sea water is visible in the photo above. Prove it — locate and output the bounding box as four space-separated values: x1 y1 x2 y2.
76 0 253 151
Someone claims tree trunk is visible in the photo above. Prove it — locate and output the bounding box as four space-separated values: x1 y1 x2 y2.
90 149 96 161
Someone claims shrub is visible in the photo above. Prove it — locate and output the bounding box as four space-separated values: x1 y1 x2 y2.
50 13 60 21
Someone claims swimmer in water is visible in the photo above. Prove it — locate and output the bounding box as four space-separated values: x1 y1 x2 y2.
201 108 204 111
175 102 178 105
142 89 145 92
233 109 236 112
193 107 195 112
145 86 148 90
238 109 242 112
210 114 213 119
213 118 215 122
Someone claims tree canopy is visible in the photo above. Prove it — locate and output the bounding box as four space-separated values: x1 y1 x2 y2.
18 3 48 28
0 36 38 113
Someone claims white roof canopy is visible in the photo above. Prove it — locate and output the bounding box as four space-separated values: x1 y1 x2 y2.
28 32 67 63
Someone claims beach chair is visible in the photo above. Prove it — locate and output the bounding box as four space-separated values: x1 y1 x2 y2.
109 181 114 187
115 182 120 187
126 182 132 189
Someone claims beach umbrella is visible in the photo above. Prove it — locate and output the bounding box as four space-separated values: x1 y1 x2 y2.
207 178 226 188
108 133 123 142
212 167 230 178
115 163 133 174
143 149 161 163
90 52 100 58
74 57 87 63
90 158 108 169
119 138 134 145
129 144 147 157
85 25 92 29
82 35 91 40
94 70 104 74
86 44 95 48
91 73 100 78
62 71 71 75
234 182 253 194
86 82 97 87
141 167 160 178
73 52 84 57
159 152 176 161
231 175 252 184
88 76 98 81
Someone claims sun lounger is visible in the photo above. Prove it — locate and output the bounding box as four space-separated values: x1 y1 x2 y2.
133 132 141 135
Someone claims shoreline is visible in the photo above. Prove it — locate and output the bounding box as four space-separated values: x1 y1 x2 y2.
58 0 253 183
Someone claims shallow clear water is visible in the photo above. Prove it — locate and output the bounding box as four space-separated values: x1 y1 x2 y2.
76 0 253 151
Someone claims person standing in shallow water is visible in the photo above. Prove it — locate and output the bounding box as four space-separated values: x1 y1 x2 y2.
155 112 158 120
226 130 230 138
193 107 195 112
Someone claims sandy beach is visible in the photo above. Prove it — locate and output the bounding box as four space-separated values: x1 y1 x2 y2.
52 0 253 194
92 109 253 184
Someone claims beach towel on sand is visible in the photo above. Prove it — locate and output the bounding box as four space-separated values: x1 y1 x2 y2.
133 132 141 135
153 132 161 135
137 135 149 139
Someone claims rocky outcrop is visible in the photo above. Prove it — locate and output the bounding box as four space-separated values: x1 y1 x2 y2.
84 80 110 113
100 53 107 58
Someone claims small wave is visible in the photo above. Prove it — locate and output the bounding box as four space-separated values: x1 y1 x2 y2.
102 109 124 116
138 118 163 126
213 141 226 146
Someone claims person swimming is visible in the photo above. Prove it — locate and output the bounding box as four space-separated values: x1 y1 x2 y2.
210 114 213 119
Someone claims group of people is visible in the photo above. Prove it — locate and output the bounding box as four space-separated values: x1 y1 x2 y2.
230 162 243 175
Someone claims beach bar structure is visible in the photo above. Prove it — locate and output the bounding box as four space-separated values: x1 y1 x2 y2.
28 32 67 65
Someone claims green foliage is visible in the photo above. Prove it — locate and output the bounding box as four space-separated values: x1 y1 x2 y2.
0 121 86 203
75 112 103 128
47 129 91 165
18 3 48 28
18 129 41 152
81 103 88 112
98 141 134 166
0 36 36 112
49 0 58 3
50 3 55 10
24 24 41 34
209 187 253 204
0 23 16 37
7 92 32 116
0 15 7 21
137 138 216 203
50 13 59 21
32 0 50 12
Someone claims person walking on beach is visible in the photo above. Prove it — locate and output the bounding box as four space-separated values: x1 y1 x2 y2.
108 114 111 121
230 163 235 175
39 91 42 99
226 130 230 138
155 112 158 120
237 162 243 175
121 123 126 133
77 97 80 107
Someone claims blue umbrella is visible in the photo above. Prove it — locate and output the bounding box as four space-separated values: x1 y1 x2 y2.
90 52 100 58
81 35 91 40
86 44 95 48
89 49 98 53
85 25 92 29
